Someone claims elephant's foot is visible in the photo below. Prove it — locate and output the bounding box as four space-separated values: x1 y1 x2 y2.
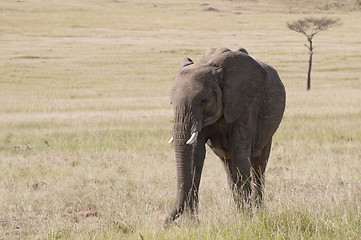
251 194 264 209
232 182 252 206
164 205 183 228
164 203 199 228
164 215 176 229
164 213 199 229
232 188 264 216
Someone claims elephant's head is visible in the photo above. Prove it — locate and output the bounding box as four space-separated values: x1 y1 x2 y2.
170 57 223 141
170 48 266 143
166 48 267 223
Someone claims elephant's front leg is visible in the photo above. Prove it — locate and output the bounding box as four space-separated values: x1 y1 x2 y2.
222 157 249 208
229 151 252 208
229 122 254 208
189 139 206 214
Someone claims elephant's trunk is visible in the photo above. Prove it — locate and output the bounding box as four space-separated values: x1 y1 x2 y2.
167 135 192 222
165 107 201 224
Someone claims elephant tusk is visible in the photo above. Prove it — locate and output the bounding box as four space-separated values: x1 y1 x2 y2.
186 132 198 145
168 137 174 144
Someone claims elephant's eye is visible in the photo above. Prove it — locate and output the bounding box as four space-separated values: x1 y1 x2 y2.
201 98 208 104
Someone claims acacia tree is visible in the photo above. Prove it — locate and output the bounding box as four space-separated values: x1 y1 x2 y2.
287 17 340 90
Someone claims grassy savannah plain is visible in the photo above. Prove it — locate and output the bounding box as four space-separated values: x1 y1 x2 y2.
0 0 360 239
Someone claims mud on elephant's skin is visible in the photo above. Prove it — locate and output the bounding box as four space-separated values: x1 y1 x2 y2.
165 47 286 225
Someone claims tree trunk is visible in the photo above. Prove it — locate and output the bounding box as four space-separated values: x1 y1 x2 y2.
307 39 313 90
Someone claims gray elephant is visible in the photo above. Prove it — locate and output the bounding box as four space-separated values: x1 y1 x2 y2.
165 47 286 225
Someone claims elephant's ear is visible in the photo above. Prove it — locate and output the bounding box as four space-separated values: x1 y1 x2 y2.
208 51 266 123
180 57 194 69
237 48 248 54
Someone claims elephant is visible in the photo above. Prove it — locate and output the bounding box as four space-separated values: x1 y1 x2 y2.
165 47 286 225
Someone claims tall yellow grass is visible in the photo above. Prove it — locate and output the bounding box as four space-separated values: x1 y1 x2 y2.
0 0 360 239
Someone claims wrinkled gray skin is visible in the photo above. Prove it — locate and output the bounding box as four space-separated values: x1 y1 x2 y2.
165 48 286 225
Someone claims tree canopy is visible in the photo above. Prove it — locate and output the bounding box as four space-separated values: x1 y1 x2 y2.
287 17 340 40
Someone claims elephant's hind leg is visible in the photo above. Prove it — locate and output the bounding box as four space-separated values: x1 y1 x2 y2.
251 140 272 207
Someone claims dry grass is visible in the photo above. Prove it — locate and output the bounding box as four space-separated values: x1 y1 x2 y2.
0 0 360 239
